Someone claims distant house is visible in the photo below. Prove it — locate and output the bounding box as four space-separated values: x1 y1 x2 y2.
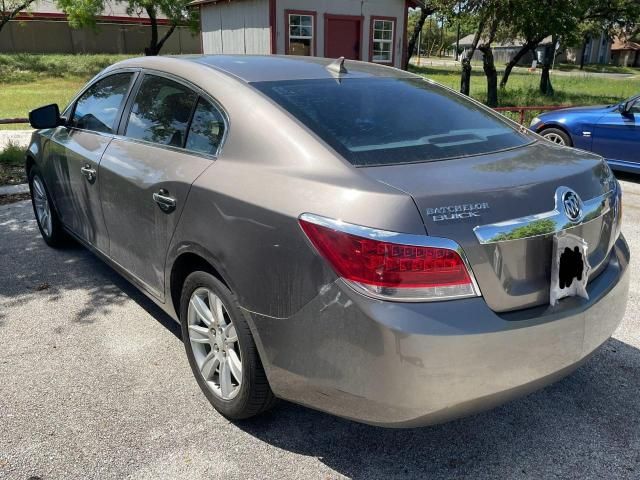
611 38 640 67
454 34 611 66
192 0 424 69
0 0 199 54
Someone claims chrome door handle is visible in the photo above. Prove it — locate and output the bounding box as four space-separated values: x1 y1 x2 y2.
153 189 177 212
80 164 96 183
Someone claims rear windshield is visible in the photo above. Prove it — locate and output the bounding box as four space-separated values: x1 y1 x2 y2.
253 77 533 167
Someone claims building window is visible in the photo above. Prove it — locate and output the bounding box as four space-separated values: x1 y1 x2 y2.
371 18 395 64
287 11 315 56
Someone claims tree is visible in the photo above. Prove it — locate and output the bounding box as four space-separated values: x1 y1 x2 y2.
478 16 499 107
0 0 37 33
499 0 640 92
57 0 198 56
405 4 436 69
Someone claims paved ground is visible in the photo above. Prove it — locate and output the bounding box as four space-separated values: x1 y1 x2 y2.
1 177 639 480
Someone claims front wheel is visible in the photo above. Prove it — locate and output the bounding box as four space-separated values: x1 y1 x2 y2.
28 167 69 248
540 127 573 147
180 271 276 420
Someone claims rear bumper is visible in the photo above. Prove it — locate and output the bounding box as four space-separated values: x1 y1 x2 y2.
248 235 630 427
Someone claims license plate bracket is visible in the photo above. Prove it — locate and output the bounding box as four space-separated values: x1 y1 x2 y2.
550 233 591 306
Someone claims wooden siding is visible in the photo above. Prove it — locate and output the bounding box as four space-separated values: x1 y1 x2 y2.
201 0 270 55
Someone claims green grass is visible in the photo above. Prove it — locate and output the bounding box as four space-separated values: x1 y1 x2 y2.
0 53 132 83
555 63 640 75
0 142 23 166
0 142 27 185
411 64 640 107
0 54 132 130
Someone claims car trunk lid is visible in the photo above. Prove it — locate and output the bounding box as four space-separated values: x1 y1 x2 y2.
362 141 618 312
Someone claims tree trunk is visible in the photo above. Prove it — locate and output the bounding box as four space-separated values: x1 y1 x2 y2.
405 6 434 69
480 45 498 107
539 42 555 95
460 17 486 96
579 36 588 70
144 6 160 56
540 64 553 94
479 18 499 107
500 38 541 88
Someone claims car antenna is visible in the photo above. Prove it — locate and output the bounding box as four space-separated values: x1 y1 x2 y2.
326 57 348 75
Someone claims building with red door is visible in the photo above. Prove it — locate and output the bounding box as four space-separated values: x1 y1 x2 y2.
191 0 422 69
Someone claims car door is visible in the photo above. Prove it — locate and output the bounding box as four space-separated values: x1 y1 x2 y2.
99 72 227 300
592 100 640 163
46 71 137 253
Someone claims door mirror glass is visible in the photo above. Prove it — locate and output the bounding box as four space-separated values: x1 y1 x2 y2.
29 104 62 129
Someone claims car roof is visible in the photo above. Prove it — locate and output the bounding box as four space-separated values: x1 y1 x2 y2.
111 55 419 83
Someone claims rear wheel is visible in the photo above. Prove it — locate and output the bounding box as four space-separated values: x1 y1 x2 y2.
28 167 69 248
540 127 573 147
180 271 276 420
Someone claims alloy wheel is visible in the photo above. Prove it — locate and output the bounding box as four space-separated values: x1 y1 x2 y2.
543 132 567 145
32 175 52 238
187 287 242 400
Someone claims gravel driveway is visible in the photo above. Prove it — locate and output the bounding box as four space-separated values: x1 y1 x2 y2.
1 177 639 480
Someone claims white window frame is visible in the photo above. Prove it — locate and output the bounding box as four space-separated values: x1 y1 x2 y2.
288 13 315 56
371 18 395 64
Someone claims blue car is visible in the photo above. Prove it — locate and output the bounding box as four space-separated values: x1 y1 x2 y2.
530 94 640 173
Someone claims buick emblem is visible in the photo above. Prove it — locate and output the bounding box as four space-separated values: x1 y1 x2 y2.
562 190 583 222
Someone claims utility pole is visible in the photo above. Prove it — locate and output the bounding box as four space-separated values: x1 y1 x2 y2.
440 15 444 57
455 1 461 60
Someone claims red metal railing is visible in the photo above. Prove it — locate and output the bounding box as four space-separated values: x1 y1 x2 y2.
0 117 28 125
493 105 571 125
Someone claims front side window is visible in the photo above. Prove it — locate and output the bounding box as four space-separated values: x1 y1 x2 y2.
71 73 133 134
254 77 535 167
288 12 314 56
371 19 395 63
126 75 198 147
185 98 226 155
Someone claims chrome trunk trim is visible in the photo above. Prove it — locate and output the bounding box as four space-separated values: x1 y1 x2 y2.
473 186 614 245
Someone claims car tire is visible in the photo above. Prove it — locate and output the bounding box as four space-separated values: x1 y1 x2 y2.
28 166 70 248
540 127 573 147
180 271 277 420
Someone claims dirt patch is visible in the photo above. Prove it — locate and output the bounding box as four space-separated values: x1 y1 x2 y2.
0 192 30 206
0 164 26 186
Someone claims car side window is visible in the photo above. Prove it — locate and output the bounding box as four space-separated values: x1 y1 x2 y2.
185 98 226 155
631 101 640 114
125 74 198 147
71 73 133 134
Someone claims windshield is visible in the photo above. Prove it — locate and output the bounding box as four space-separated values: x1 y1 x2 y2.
253 77 534 167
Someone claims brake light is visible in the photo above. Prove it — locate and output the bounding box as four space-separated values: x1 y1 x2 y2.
299 214 479 301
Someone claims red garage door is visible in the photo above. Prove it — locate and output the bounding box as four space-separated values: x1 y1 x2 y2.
324 15 362 60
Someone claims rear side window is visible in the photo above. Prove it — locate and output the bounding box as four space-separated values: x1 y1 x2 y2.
126 75 198 147
71 73 133 134
253 77 534 166
185 98 226 155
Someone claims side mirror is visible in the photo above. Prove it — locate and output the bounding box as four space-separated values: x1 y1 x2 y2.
29 104 64 129
621 99 637 116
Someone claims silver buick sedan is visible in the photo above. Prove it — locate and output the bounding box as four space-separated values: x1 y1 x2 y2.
26 55 629 427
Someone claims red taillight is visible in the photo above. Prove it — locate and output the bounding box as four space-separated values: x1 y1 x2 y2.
299 215 477 301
